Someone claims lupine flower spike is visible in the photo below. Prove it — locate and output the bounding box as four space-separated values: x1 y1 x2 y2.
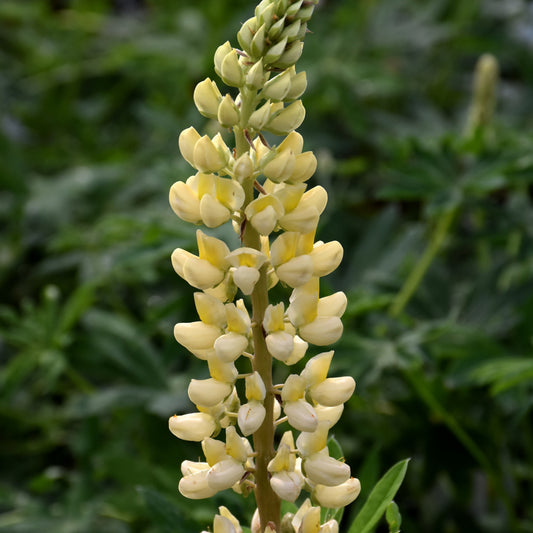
168 1 360 531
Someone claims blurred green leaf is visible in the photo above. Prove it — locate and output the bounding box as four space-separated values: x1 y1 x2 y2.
348 459 409 533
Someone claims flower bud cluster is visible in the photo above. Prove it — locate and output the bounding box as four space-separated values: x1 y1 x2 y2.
168 1 360 532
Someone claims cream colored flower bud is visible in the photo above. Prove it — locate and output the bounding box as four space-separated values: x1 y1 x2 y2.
273 397 282 420
218 94 240 128
173 321 220 359
286 70 307 101
303 453 350 486
246 59 265 89
251 23 266 57
276 254 314 288
302 351 334 386
268 438 292 473
300 506 321 533
288 151 317 183
313 478 361 509
266 330 294 362
264 36 288 64
299 186 327 213
188 378 233 407
267 14 285 40
248 99 272 131
194 135 227 173
285 335 309 365
194 78 222 119
202 437 227 466
299 3 318 22
212 515 237 533
278 131 304 154
263 302 285 332
226 300 251 334
226 248 266 294
266 100 305 135
250 509 261 533
233 153 254 182
207 458 245 491
214 332 248 362
292 499 313 531
317 291 347 317
276 40 303 69
232 266 260 295
208 357 238 383
200 194 231 228
214 41 233 74
270 471 304 502
299 316 343 346
218 507 242 533
179 126 202 167
181 459 210 476
263 148 296 183
237 17 257 53
279 204 319 234
310 241 343 278
198 229 231 267
280 19 302 42
296 421 329 457
220 49 244 87
314 404 344 428
245 195 284 235
179 255 225 290
237 400 265 436
285 398 318 432
310 376 355 407
216 177 245 210
179 472 218 500
246 371 266 401
282 374 305 402
169 413 216 441
169 181 202 224
319 520 339 533
262 69 292 101
225 426 249 463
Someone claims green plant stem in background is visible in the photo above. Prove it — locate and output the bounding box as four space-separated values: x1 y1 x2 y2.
404 369 517 529
389 206 457 317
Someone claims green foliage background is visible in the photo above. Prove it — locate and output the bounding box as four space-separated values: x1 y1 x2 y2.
1 0 533 531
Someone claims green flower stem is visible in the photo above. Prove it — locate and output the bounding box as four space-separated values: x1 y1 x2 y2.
404 368 517 528
389 206 457 318
234 90 281 531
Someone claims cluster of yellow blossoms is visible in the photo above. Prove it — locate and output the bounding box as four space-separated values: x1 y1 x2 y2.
168 1 360 531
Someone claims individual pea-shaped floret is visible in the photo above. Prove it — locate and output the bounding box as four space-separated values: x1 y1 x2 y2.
173 292 226 360
263 302 308 364
268 431 304 502
238 371 266 436
214 300 251 362
226 247 268 295
168 412 217 442
179 127 230 173
301 351 356 407
169 172 245 228
172 229 230 290
281 374 318 432
201 507 243 533
287 278 347 346
312 477 362 509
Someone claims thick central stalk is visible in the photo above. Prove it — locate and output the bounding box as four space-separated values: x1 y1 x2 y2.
244 222 280 532
234 89 281 530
